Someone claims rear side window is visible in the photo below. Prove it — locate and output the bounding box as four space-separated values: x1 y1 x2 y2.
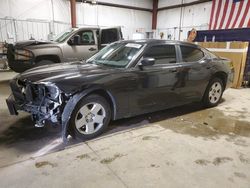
144 45 176 65
180 46 204 62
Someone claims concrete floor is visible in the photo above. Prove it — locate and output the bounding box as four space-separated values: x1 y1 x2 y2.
0 71 250 188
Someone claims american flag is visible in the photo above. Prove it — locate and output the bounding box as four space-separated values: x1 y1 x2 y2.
209 0 250 30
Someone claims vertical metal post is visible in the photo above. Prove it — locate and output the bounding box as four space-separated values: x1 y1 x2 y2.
51 0 55 34
26 21 29 39
4 19 8 42
152 0 158 30
174 27 177 40
70 0 76 28
21 20 25 40
178 0 184 40
13 19 18 42
0 21 3 41
48 22 52 36
57 22 59 34
96 2 99 26
31 21 35 39
36 22 39 40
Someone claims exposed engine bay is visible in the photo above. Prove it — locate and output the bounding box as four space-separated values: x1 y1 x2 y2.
7 78 67 127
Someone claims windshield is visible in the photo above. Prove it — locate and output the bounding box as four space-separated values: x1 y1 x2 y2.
87 42 144 68
54 29 74 43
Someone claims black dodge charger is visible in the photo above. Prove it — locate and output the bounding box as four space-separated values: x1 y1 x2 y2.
6 39 234 141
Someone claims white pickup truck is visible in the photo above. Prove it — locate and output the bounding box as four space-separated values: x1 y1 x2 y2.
6 26 123 72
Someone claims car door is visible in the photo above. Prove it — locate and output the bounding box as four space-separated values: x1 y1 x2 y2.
99 27 123 49
62 29 98 61
175 44 211 103
129 44 183 114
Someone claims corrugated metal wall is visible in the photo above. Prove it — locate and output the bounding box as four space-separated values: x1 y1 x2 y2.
0 0 152 42
157 0 212 40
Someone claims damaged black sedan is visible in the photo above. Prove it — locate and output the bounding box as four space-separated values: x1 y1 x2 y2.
6 40 234 141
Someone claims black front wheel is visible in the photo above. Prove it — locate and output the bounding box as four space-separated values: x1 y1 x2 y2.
69 94 111 140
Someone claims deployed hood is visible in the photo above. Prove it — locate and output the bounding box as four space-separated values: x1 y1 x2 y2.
14 40 58 48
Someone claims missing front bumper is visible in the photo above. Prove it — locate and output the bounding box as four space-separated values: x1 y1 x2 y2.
6 95 18 115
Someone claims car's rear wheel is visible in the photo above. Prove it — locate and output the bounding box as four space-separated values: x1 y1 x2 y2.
203 78 224 107
70 94 111 140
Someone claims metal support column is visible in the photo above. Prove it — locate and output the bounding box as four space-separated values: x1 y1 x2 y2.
70 0 76 28
152 0 158 30
178 0 184 40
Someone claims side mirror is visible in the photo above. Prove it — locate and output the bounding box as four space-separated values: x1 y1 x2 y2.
68 35 81 45
138 58 155 69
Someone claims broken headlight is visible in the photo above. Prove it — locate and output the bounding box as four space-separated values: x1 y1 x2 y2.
14 49 33 60
23 83 60 101
44 85 60 99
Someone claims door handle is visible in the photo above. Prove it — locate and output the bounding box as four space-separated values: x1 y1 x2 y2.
89 47 97 51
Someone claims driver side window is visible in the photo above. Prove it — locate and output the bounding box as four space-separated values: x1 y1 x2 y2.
144 45 177 65
74 30 95 45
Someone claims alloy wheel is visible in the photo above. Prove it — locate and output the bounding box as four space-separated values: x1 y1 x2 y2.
208 82 222 104
75 102 106 135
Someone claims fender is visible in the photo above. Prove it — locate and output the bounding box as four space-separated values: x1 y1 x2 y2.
61 86 117 142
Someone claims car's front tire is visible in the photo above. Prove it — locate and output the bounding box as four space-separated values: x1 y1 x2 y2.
202 78 224 107
69 94 111 140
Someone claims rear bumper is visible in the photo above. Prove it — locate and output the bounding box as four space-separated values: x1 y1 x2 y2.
6 94 18 115
226 69 234 89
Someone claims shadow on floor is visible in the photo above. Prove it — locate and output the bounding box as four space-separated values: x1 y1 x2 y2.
106 102 205 134
0 102 205 154
0 116 61 145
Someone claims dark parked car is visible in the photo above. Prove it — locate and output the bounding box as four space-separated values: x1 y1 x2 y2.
6 40 234 141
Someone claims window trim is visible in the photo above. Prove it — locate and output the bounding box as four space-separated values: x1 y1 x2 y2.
179 44 205 63
139 44 179 66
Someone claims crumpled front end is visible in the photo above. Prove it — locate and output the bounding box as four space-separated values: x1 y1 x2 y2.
6 78 66 127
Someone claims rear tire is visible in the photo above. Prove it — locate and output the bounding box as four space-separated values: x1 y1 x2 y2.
202 78 224 107
69 94 111 141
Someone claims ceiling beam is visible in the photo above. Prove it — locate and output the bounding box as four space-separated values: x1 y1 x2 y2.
158 0 212 11
75 0 152 12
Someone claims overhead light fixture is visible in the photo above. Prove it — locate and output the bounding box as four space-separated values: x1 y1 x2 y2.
82 0 97 4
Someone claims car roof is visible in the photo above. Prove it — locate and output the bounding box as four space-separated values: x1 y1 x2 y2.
120 39 199 47
73 26 121 30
